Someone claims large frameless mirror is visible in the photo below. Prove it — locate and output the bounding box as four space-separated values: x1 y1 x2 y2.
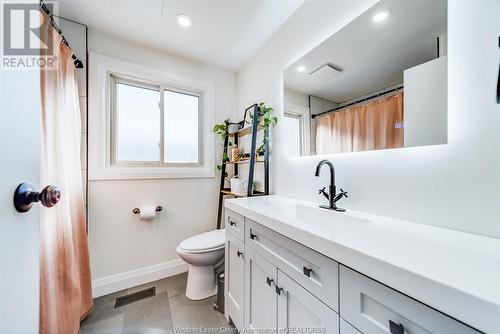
283 0 447 157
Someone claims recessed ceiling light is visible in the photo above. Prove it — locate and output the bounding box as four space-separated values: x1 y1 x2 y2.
176 14 192 27
297 66 306 72
373 9 391 23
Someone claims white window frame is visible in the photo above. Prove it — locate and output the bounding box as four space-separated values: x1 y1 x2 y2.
89 52 215 180
284 102 311 156
110 75 202 168
283 112 303 158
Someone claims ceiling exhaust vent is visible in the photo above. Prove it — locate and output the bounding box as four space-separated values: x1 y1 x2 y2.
308 64 343 82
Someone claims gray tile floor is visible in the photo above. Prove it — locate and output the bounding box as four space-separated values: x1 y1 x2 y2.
81 272 233 334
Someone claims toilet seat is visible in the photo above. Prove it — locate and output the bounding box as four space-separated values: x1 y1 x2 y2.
178 229 225 253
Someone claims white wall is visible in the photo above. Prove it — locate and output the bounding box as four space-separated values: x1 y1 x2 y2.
237 0 500 238
284 88 309 107
87 29 236 295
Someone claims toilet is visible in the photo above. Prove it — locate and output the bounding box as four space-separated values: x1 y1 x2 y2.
176 229 225 300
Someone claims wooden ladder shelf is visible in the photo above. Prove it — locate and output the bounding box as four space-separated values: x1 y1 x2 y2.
216 104 269 229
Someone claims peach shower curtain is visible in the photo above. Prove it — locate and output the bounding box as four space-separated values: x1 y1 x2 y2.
316 92 404 154
39 12 93 334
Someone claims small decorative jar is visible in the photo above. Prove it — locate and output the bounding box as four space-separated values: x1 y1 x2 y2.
231 146 240 162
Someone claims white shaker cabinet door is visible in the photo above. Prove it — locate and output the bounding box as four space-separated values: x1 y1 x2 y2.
340 319 362 334
225 231 245 330
244 246 278 333
277 270 339 334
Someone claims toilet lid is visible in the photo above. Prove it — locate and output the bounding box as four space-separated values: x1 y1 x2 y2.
179 229 225 252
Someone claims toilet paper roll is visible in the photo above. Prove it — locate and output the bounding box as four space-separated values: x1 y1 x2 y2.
139 206 156 220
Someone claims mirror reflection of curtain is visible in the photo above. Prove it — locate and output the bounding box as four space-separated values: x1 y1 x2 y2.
309 95 337 155
316 93 404 154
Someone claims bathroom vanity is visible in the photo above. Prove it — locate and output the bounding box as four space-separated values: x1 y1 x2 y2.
224 196 499 334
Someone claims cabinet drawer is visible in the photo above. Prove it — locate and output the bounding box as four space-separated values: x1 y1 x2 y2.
245 218 339 312
225 209 245 241
225 231 245 330
339 266 481 334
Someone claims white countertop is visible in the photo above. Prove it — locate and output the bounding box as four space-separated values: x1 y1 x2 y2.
225 195 500 334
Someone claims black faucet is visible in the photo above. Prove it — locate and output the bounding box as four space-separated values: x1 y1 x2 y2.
314 159 347 212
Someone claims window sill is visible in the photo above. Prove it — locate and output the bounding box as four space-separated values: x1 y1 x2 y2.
88 165 214 181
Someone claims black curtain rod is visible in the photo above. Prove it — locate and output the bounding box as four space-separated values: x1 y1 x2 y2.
40 0 83 68
311 85 404 119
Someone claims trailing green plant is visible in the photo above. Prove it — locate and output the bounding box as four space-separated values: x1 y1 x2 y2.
212 119 232 177
254 102 277 154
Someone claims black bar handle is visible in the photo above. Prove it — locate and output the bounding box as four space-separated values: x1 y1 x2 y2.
229 221 236 226
275 286 283 295
250 232 257 240
389 320 404 334
236 251 243 257
266 277 274 286
303 267 313 277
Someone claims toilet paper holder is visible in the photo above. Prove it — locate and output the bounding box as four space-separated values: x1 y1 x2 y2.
133 206 162 214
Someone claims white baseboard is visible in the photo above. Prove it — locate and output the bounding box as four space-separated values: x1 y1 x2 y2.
92 259 189 298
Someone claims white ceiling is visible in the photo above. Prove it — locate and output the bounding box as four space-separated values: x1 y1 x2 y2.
57 0 304 71
284 0 447 103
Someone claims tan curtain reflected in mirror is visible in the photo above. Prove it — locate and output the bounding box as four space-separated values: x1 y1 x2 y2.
39 11 93 334
316 92 404 154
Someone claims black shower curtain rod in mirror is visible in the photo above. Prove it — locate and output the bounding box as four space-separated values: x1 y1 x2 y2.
40 0 84 68
497 36 499 104
311 85 404 119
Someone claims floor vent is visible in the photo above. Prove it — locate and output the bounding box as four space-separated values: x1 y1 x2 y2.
114 287 156 308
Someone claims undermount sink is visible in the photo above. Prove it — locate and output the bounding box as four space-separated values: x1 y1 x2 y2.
272 203 369 232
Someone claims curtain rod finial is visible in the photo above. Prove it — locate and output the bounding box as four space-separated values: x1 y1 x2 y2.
74 59 84 68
